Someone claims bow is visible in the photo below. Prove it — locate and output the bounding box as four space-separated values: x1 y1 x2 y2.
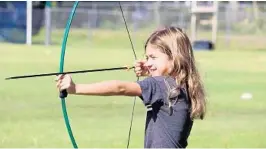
58 1 138 148
59 1 79 149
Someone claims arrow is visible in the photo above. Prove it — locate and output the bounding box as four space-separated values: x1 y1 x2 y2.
5 66 134 80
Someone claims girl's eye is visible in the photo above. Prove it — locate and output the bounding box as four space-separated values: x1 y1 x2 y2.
145 55 156 60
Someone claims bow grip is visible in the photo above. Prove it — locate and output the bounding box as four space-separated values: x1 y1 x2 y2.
60 89 68 98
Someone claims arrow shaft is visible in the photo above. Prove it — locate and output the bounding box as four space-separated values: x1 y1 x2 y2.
5 66 134 80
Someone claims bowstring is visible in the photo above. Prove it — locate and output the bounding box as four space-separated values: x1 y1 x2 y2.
118 2 139 149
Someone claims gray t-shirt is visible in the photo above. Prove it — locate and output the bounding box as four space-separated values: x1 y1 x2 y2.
137 76 193 148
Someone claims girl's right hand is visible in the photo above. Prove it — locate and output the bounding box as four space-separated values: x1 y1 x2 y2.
134 60 149 77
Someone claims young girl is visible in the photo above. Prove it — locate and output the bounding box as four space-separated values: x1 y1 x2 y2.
56 26 206 148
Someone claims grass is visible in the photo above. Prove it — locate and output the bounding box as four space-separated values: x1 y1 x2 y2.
0 29 266 148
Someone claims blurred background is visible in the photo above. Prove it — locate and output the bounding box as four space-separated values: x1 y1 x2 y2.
1 1 266 49
0 1 266 148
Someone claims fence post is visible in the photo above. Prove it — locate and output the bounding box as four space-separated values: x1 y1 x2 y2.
26 1 32 45
226 4 231 47
45 1 52 46
154 1 161 26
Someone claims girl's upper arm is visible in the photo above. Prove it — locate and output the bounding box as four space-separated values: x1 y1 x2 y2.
120 81 142 97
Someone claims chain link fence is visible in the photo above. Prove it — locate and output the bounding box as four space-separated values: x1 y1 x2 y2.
1 1 266 49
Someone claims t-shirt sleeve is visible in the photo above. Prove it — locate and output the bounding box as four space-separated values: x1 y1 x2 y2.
137 77 164 105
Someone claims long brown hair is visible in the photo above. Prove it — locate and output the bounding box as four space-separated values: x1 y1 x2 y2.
145 27 206 120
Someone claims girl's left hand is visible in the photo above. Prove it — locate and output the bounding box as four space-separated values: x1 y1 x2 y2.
55 74 76 94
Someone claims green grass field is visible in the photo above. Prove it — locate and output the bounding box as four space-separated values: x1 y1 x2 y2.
1 29 266 148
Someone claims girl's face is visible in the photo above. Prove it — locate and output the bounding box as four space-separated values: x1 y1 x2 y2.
145 44 173 77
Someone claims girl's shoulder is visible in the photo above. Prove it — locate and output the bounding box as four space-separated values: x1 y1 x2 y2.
143 76 176 82
143 76 178 87
141 76 181 98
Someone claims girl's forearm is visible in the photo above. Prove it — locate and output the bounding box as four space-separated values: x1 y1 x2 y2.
74 80 126 96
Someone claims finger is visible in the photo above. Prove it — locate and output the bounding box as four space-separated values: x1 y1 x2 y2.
134 59 144 65
134 62 142 68
134 68 140 73
55 75 63 82
56 80 62 89
55 76 63 82
61 74 70 79
135 66 142 71
136 71 141 75
56 81 59 88
58 74 66 80
59 75 71 86
59 83 70 91
59 85 66 91
56 79 61 85
55 75 60 81
134 62 140 68
64 76 73 85
141 66 148 71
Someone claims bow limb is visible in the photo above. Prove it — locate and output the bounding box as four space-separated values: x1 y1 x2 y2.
59 1 79 149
